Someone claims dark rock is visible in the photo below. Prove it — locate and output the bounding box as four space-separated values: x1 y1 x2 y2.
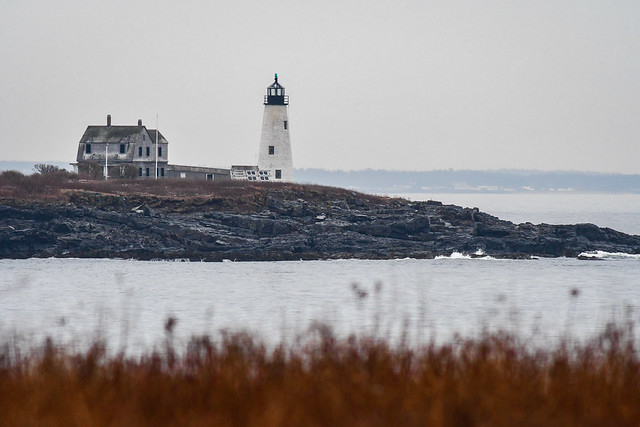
143 205 154 217
51 221 74 234
476 223 511 238
1 191 640 261
266 197 280 210
407 216 430 233
349 214 370 223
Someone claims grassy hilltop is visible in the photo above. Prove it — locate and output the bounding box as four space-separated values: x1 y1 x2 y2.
0 168 386 212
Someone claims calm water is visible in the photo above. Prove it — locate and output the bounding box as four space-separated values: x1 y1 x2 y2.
1 193 639 353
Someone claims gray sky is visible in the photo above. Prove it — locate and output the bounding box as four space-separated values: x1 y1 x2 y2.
2 0 639 173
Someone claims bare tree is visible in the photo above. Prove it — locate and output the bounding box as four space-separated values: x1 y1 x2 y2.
34 164 61 174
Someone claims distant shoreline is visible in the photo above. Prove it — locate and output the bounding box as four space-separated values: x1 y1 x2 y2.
2 161 640 194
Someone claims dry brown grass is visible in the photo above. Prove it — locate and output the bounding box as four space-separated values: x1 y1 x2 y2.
0 170 390 214
1 325 639 426
0 170 383 200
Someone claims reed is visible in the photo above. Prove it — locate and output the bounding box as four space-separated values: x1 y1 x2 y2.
1 323 639 426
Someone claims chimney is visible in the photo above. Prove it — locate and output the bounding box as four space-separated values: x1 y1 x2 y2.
138 119 143 127
107 114 111 127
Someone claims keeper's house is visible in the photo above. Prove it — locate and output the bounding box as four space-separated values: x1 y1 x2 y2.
74 115 229 180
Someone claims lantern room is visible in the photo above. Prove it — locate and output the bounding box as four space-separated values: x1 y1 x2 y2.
264 73 289 105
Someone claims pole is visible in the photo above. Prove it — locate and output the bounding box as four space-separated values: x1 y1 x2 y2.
155 114 159 180
105 143 109 180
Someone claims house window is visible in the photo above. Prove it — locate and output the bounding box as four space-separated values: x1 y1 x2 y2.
158 147 162 157
206 174 213 180
120 144 125 154
284 121 288 130
268 146 275 155
139 147 142 156
275 169 282 179
86 144 92 154
161 168 165 177
139 168 143 177
180 172 186 179
146 167 150 177
143 134 145 141
146 147 150 157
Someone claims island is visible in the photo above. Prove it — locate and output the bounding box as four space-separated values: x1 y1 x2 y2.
1 175 639 260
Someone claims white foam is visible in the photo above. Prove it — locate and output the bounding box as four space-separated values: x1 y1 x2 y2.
435 251 472 260
578 250 640 260
434 250 500 260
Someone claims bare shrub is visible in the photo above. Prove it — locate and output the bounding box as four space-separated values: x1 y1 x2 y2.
0 170 25 184
117 164 139 179
0 168 78 200
0 170 26 198
34 164 61 174
78 161 103 180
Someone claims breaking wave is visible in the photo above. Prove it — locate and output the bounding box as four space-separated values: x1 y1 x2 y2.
435 251 495 260
578 251 640 260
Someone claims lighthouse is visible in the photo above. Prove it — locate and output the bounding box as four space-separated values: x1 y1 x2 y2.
257 74 294 182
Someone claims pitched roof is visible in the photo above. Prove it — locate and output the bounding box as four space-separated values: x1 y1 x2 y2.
146 129 168 144
79 126 169 144
268 74 285 90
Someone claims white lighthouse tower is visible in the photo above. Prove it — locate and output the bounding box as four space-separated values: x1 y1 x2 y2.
258 74 294 182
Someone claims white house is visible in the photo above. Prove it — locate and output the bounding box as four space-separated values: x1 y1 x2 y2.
75 115 169 179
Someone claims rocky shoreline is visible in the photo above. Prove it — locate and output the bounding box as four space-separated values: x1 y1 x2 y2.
1 187 639 261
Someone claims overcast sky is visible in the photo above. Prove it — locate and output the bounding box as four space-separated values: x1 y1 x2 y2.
2 0 639 173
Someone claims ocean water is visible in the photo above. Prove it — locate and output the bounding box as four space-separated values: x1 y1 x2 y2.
1 193 639 353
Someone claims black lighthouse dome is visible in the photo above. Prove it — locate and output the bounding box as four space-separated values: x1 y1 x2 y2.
264 73 289 105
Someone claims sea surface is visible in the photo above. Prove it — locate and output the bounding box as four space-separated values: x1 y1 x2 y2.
1 193 639 353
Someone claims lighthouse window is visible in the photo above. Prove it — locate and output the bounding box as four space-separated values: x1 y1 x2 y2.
284 121 288 130
275 169 282 179
276 89 282 96
268 146 275 155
